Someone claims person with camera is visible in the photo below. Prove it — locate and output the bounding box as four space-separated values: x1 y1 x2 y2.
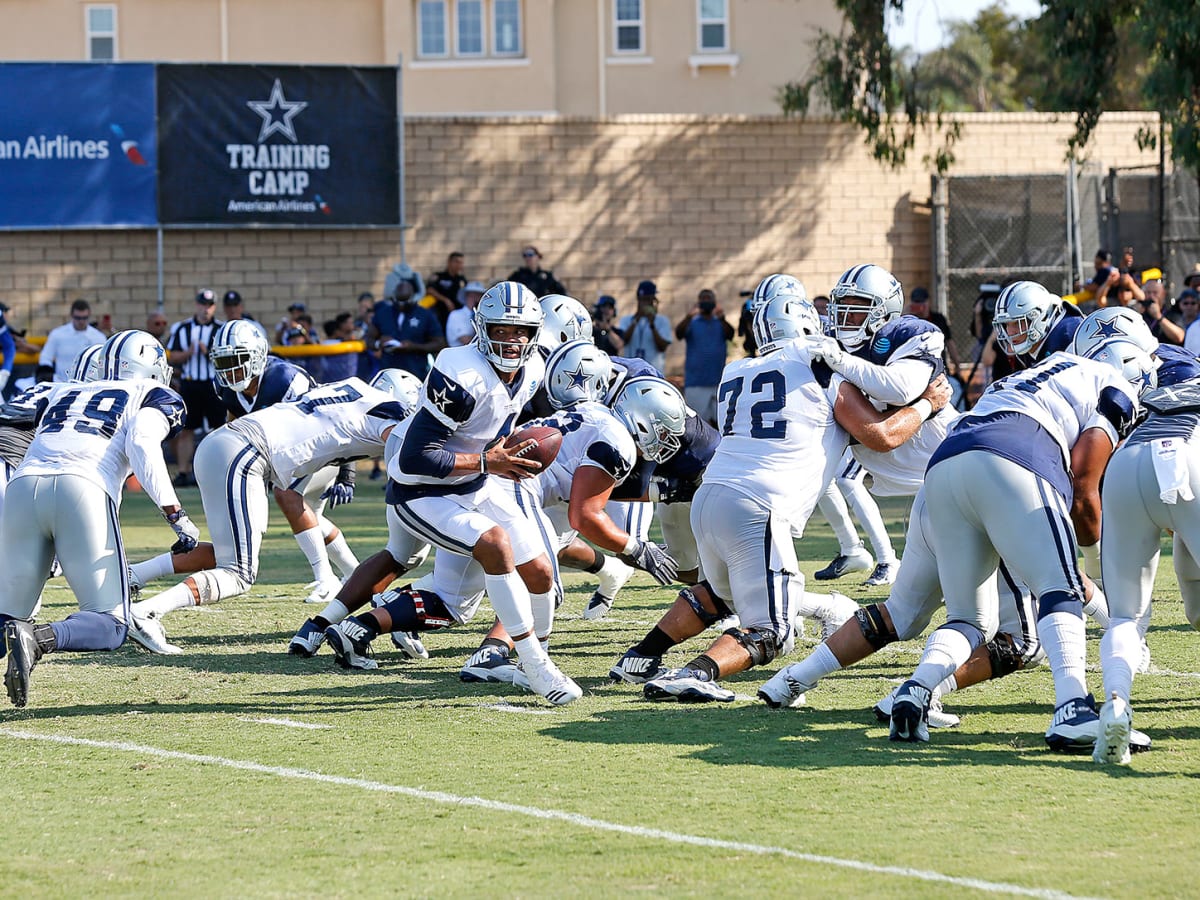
1125 278 1184 345
675 289 734 426
617 281 673 372
591 295 625 356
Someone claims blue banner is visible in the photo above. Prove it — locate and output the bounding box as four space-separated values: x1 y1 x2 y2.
157 65 399 226
0 63 157 228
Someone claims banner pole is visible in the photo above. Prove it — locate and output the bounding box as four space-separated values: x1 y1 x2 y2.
156 226 165 311
396 53 406 265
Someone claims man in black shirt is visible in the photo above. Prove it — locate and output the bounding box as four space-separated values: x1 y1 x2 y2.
907 286 961 376
426 251 467 329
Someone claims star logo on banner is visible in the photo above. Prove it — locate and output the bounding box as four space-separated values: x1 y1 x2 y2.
1089 317 1127 340
246 79 308 143
566 364 590 389
430 386 452 411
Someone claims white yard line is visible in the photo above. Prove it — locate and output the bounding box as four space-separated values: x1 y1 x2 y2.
0 727 1097 900
236 716 333 730
475 702 561 716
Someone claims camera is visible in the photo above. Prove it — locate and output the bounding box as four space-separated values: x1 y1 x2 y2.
978 282 1002 315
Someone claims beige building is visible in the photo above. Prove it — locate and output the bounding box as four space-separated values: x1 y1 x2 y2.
2 0 840 116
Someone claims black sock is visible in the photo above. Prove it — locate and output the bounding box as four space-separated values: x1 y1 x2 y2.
357 615 382 641
481 636 511 654
583 549 606 574
312 616 331 630
634 626 676 657
688 654 720 681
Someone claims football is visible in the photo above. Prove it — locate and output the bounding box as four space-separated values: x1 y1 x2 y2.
502 424 563 472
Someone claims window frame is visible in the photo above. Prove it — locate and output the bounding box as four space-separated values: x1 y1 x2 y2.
696 0 729 53
85 4 118 61
491 0 523 57
454 0 486 57
417 0 450 59
613 0 644 56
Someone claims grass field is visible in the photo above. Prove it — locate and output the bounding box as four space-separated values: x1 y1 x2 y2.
4 483 1198 899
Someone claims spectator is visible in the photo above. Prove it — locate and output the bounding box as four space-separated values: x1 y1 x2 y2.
1181 290 1200 354
427 251 467 328
674 289 734 425
166 289 225 486
274 301 309 345
222 290 271 344
292 313 323 381
145 311 170 343
446 281 484 347
37 298 106 383
737 293 758 357
320 313 358 382
1092 247 1144 308
354 291 377 381
383 262 426 306
617 281 672 372
368 264 445 379
508 245 566 298
1185 266 1200 291
592 295 625 356
0 304 17 395
906 286 961 375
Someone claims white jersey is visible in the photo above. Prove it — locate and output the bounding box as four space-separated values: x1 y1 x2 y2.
17 378 186 502
852 405 957 496
702 341 846 525
524 402 637 509
388 344 544 488
228 378 407 486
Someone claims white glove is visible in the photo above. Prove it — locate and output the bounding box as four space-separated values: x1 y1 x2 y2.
803 334 846 368
166 509 201 554
0 370 10 393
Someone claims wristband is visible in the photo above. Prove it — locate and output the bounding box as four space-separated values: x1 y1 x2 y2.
911 399 933 421
479 452 488 474
165 508 187 525
622 534 639 555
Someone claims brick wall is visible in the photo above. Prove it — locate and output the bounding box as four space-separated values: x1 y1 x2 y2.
0 111 1158 373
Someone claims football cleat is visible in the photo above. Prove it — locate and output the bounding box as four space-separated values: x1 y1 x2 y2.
4 621 42 708
757 665 810 709
1093 692 1133 766
127 611 183 655
874 685 960 728
288 619 326 658
583 593 614 621
324 620 379 670
643 667 735 703
1046 694 1152 753
888 680 931 743
814 544 873 581
1137 638 1152 674
515 657 583 706
817 591 859 642
459 645 519 683
391 630 429 661
303 577 343 605
127 567 143 603
609 648 665 684
863 562 898 587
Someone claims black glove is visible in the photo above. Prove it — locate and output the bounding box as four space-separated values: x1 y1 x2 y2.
166 509 200 554
618 540 678 586
321 463 357 508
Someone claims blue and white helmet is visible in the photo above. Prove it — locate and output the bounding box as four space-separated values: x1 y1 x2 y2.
210 319 269 392
752 290 822 355
1070 306 1160 395
370 367 423 416
828 264 904 350
71 343 105 383
612 376 687 463
545 340 611 409
992 281 1064 361
537 294 593 352
100 330 171 385
474 281 543 373
750 273 806 311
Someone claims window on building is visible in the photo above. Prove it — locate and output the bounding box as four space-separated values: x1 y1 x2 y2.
85 5 117 61
697 0 728 51
418 0 449 57
614 0 643 54
418 1 523 60
493 0 522 55
456 0 484 55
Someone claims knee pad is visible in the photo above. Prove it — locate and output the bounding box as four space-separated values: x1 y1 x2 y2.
855 603 897 650
680 582 731 627
724 626 782 667
380 588 455 632
1037 589 1083 619
986 633 1025 679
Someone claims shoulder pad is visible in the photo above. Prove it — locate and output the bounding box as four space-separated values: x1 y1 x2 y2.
143 386 188 438
424 368 476 424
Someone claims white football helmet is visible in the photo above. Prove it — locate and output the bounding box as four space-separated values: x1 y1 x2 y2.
752 291 822 355
71 343 105 383
612 376 687 463
828 264 904 350
210 319 269 392
1070 306 1160 394
537 294 593 352
750 273 806 311
992 281 1065 361
473 281 543 373
545 340 611 409
100 330 172 385
370 368 423 416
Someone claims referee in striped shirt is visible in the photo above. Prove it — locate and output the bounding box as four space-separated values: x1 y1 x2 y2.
167 289 225 487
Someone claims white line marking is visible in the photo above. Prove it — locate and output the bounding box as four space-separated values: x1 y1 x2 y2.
236 716 332 730
0 728 1095 899
476 703 560 716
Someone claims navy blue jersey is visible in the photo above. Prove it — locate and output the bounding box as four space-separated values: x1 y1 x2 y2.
612 412 721 501
218 356 315 419
856 316 945 378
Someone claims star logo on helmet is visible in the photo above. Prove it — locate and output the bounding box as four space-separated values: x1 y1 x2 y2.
565 364 590 389
1090 317 1127 339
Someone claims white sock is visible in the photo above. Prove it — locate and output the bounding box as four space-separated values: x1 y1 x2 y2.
318 599 351 625
513 634 549 667
784 642 841 689
817 482 859 554
485 571 534 641
295 526 336 583
912 626 974 691
1037 611 1089 706
130 552 176 589
1101 618 1140 704
320 518 359 578
1083 586 1110 629
841 477 897 564
135 582 196 618
530 589 555 643
934 673 957 699
1135 601 1152 638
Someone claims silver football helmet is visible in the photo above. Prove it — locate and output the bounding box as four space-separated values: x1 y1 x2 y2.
473 281 543 373
992 281 1065 361
750 273 806 311
100 330 172 385
1070 306 1160 394
828 264 904 350
71 343 105 383
752 291 822 355
612 376 687 463
210 319 269 392
537 294 593 352
545 340 611 409
370 367 423 416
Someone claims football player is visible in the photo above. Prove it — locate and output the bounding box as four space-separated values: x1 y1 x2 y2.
1 331 195 707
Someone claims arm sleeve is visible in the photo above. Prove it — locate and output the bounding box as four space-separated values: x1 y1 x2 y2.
398 408 458 478
126 408 181 510
827 355 934 406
